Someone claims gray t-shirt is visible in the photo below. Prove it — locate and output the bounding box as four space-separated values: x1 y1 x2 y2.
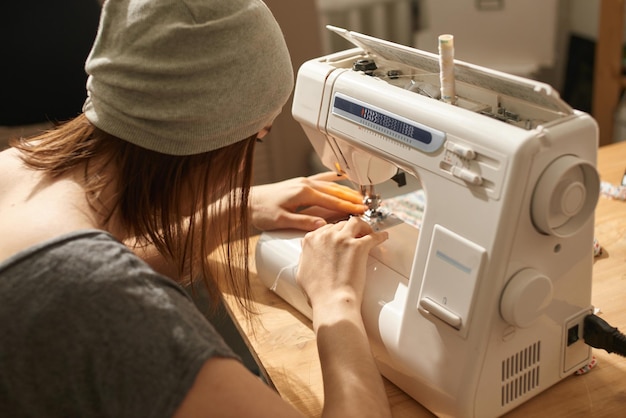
0 230 238 417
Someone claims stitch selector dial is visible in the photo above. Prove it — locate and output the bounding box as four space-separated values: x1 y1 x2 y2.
531 155 599 237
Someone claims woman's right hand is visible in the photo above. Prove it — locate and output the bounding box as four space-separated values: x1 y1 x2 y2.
296 216 388 322
295 216 392 418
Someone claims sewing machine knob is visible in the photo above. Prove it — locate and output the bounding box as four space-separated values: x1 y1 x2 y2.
500 268 553 328
446 142 476 160
531 155 599 237
451 166 483 185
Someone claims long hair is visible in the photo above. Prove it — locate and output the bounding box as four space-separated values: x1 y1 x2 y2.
10 114 256 313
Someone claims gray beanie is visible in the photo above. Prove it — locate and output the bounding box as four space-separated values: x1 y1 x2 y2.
83 0 294 155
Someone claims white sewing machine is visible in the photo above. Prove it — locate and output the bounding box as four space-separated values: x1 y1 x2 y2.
255 26 600 418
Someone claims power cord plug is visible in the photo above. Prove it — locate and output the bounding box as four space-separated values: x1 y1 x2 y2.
583 314 626 357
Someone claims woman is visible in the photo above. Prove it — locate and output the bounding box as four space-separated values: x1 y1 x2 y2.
0 0 391 417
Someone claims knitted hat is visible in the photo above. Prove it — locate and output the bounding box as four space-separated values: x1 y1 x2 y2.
83 0 294 155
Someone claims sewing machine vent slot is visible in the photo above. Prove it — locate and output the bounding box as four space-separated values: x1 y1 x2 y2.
500 341 541 407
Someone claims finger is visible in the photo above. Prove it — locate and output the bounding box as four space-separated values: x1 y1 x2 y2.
330 216 370 236
306 172 364 203
314 183 364 204
352 228 389 249
276 212 328 232
298 206 351 223
306 189 367 214
368 230 390 245
342 217 389 243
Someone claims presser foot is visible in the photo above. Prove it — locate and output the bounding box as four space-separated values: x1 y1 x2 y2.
359 207 403 231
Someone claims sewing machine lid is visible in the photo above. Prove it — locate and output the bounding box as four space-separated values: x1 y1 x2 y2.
326 26 574 116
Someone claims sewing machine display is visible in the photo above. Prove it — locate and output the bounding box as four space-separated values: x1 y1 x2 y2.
255 26 600 418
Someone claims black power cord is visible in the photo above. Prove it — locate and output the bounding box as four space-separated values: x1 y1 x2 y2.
583 314 626 357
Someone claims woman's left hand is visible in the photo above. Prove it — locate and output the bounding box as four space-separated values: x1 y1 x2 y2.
250 172 367 232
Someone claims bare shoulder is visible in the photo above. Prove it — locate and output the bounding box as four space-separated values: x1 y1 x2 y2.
0 147 22 177
173 357 303 418
0 148 41 195
0 148 94 263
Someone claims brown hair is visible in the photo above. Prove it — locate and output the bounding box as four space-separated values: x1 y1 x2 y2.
10 114 256 313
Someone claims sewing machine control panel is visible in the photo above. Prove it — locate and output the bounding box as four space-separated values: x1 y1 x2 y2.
326 87 507 198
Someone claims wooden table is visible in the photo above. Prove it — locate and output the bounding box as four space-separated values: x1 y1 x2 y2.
223 142 626 417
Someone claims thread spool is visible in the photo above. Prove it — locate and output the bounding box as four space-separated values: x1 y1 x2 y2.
438 34 456 104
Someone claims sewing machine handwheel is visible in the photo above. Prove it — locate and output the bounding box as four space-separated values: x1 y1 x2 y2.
531 155 599 237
